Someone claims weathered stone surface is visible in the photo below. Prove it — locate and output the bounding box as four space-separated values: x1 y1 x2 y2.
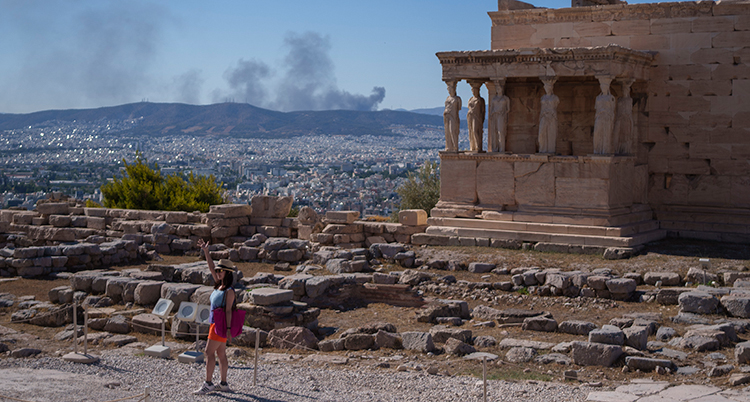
535 353 571 365
428 326 472 344
721 295 750 318
606 278 637 300
249 288 294 306
736 341 750 364
160 283 201 306
343 333 374 351
10 348 42 358
522 316 557 332
656 326 678 342
133 281 164 306
103 315 130 334
398 269 432 286
325 211 359 224
498 338 554 350
505 346 537 363
401 331 435 353
374 330 402 349
474 336 497 348
589 325 625 346
444 337 475 356
268 326 318 350
102 334 138 347
679 291 719 314
105 277 134 304
679 336 720 352
644 272 682 286
131 313 162 335
468 262 495 273
558 320 597 335
623 326 649 350
318 338 345 352
625 356 676 372
305 276 334 299
571 341 623 367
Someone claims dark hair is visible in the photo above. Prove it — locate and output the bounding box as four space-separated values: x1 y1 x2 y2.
214 270 235 290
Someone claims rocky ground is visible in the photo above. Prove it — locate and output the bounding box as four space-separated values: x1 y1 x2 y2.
0 238 749 401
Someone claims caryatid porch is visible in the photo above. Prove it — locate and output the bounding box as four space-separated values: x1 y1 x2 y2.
425 46 665 248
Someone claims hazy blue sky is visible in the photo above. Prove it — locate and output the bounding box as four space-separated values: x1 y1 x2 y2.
0 0 655 114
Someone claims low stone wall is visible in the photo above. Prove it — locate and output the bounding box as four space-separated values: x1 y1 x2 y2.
0 197 429 278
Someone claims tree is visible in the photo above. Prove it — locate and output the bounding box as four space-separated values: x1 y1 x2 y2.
101 153 225 212
396 161 440 216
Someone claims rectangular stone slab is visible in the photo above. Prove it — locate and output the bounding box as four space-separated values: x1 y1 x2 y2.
249 288 294 306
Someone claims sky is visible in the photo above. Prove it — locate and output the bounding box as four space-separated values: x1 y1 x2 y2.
0 0 657 114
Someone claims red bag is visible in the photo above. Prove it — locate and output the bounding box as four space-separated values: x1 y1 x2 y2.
212 289 245 338
213 307 245 338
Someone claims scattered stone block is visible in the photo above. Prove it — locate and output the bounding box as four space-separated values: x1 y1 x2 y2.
401 331 435 353
444 337 475 356
589 325 625 346
721 295 750 318
343 334 374 351
268 326 318 350
249 288 294 306
644 272 682 286
522 316 557 332
558 320 597 335
571 341 623 367
398 210 427 226
736 341 750 364
679 291 719 315
623 326 649 350
505 346 537 363
625 356 676 372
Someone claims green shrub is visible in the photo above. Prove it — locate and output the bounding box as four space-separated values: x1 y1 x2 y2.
101 152 224 212
395 161 440 216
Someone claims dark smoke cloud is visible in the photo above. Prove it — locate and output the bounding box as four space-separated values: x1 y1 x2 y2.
0 1 174 111
173 69 205 105
219 59 271 105
221 31 385 112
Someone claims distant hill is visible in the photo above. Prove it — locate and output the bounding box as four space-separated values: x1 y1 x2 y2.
0 102 444 138
410 106 469 121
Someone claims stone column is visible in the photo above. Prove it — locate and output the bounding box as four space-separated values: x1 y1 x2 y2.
614 78 635 155
593 75 617 155
537 76 559 154
467 80 486 153
489 79 510 153
443 80 461 152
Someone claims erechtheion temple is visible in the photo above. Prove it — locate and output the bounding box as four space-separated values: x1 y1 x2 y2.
425 0 750 250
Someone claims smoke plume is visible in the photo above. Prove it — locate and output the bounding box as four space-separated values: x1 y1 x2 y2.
222 31 386 112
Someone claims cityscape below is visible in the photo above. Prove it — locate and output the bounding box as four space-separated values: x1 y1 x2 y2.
0 116 456 217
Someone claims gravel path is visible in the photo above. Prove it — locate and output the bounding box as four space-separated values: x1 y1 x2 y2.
0 348 593 402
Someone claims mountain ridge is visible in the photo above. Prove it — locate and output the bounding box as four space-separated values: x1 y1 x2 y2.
0 102 444 138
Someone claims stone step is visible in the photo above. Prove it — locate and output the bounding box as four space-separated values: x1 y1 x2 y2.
423 226 666 247
451 209 655 227
426 217 660 238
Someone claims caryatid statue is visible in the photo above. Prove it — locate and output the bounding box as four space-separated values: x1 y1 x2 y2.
489 79 510 153
613 78 635 155
467 81 486 153
593 76 616 154
537 77 559 154
443 80 461 152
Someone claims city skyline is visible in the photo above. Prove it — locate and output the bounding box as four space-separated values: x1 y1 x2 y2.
0 0 663 115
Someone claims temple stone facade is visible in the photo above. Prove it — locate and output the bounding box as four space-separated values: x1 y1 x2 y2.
427 0 750 249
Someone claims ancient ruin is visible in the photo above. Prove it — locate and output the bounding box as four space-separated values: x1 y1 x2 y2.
427 0 750 252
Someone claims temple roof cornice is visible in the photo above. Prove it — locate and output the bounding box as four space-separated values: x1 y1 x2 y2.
436 45 655 81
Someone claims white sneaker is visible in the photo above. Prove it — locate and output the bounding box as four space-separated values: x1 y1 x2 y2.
193 382 215 395
215 383 232 392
